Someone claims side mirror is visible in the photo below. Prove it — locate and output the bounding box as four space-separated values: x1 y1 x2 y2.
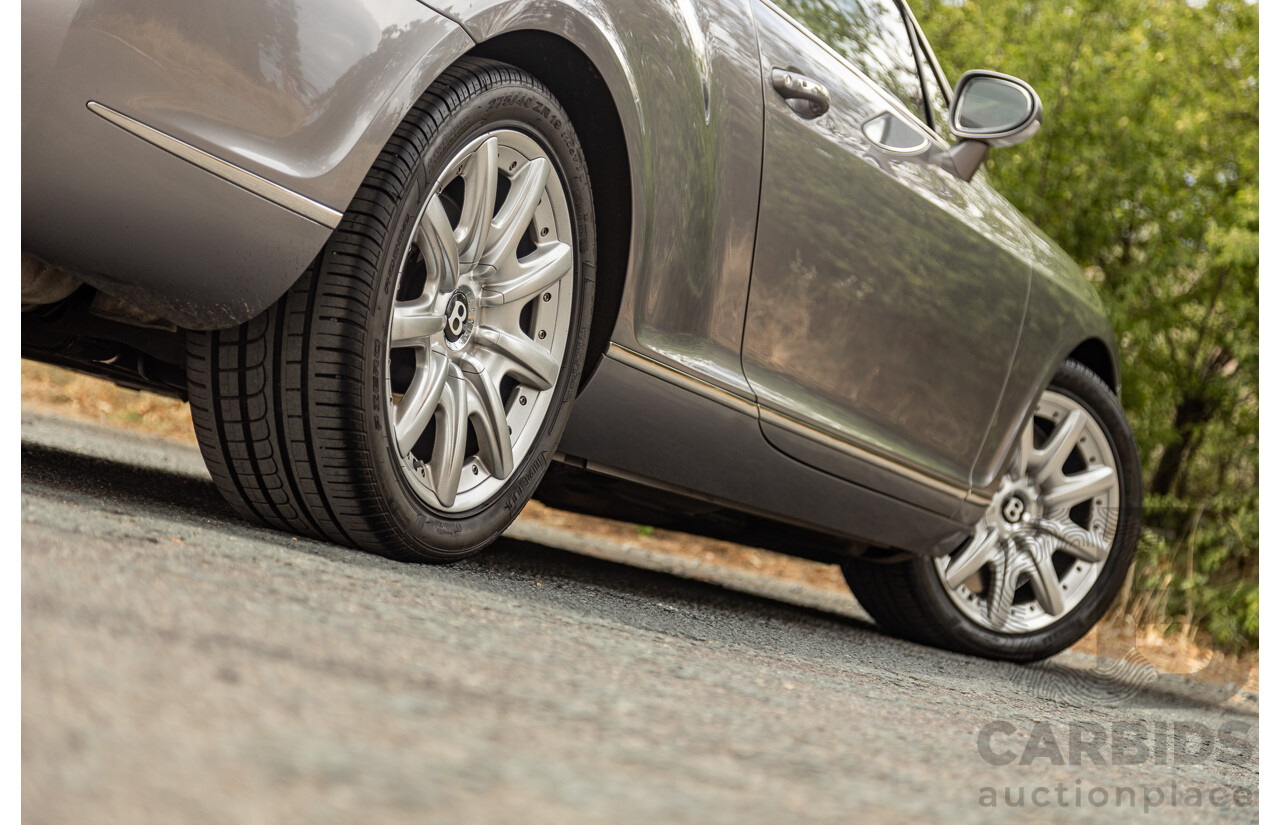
942 70 1043 181
950 70 1042 147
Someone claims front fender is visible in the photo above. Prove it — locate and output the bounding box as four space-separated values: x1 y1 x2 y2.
972 222 1121 492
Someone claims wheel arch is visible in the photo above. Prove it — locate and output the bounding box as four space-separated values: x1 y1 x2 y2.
972 331 1124 492
1066 338 1120 394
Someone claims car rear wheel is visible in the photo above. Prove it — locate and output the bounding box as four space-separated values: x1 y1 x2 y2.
187 58 596 561
841 360 1142 662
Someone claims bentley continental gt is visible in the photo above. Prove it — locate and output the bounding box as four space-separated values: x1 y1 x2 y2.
22 0 1142 661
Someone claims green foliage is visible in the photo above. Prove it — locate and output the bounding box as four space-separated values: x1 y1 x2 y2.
915 0 1258 648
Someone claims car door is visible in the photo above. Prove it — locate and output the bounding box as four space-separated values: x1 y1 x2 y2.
743 0 1034 516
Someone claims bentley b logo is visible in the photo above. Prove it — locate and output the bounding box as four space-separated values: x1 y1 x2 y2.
1001 496 1026 524
444 294 469 341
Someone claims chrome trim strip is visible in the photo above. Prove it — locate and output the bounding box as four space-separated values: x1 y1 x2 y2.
87 101 343 229
759 408 981 504
966 483 1000 509
605 343 986 506
605 344 758 416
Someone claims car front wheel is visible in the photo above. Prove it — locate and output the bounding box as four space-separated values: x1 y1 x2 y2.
841 360 1142 662
187 58 596 561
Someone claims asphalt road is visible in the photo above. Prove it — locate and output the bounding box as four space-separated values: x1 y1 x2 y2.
22 412 1259 824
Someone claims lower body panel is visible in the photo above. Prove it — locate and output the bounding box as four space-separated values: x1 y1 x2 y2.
557 351 975 556
23 97 333 329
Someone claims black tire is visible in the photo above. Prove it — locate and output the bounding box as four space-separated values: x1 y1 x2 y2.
187 58 596 562
841 360 1142 662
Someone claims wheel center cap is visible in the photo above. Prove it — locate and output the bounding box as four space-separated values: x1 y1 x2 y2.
442 289 475 348
1001 494 1028 524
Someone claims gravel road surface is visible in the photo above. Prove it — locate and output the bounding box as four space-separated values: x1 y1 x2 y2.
22 412 1259 824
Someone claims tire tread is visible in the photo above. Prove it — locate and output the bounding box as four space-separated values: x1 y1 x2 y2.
188 58 584 560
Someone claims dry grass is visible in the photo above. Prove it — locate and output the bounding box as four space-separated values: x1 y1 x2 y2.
21 361 196 443
519 499 849 594
1081 621 1258 694
21 360 1258 694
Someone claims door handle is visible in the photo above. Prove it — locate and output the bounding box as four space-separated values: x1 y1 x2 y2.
771 68 830 118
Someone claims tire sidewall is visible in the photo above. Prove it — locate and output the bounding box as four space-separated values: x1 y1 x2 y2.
357 71 596 558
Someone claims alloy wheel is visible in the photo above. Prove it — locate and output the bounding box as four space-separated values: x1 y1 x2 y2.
385 129 574 512
934 390 1122 633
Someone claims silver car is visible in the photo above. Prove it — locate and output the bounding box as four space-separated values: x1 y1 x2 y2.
22 0 1141 661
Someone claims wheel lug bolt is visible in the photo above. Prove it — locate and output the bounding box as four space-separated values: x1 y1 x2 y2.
519 396 527 406
538 330 546 339
543 292 552 302
472 466 479 475
540 227 549 237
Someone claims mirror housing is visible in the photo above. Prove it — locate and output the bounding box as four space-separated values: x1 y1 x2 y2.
950 70 1042 147
942 70 1043 181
